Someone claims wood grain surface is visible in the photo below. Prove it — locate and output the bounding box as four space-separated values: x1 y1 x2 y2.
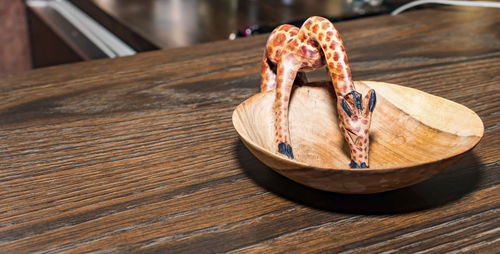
1 6 499 253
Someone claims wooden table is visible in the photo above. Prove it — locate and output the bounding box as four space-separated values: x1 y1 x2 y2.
1 6 499 253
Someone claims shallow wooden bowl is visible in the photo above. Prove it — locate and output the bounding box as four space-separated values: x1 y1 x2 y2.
232 81 484 194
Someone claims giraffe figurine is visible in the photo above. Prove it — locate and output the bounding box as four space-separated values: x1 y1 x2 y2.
261 16 377 168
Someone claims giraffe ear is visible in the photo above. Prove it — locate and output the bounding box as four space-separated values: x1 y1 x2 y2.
340 98 353 118
362 89 376 116
341 91 364 118
351 91 363 111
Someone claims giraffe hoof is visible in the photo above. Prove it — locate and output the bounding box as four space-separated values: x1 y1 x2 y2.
350 160 359 168
278 142 294 159
350 160 369 168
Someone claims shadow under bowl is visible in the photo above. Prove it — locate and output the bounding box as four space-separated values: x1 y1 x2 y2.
232 81 484 194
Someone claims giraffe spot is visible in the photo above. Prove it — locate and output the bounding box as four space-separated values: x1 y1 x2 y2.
364 138 368 144
362 120 368 125
359 154 363 159
304 21 312 29
344 55 348 64
318 33 324 41
333 51 340 61
315 16 326 22
267 48 273 57
299 34 306 43
364 129 368 134
326 52 331 59
312 24 319 33
274 49 282 59
279 65 286 72
328 62 334 69
322 22 329 30
340 45 345 52
336 64 344 72
273 33 286 47
327 31 334 37
300 45 308 56
276 82 282 89
315 58 325 66
336 32 341 41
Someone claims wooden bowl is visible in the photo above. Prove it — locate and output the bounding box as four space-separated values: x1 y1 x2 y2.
232 81 484 194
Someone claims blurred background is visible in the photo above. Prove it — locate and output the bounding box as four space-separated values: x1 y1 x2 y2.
1 0 410 75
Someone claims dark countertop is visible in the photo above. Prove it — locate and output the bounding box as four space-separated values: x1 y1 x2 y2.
1 6 499 253
69 0 401 50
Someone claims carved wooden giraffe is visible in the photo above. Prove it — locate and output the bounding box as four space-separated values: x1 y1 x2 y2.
261 16 376 168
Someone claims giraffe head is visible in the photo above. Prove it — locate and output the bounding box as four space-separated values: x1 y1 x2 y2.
337 89 376 168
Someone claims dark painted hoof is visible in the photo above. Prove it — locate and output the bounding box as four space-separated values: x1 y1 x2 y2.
350 160 359 168
350 160 369 169
278 142 294 159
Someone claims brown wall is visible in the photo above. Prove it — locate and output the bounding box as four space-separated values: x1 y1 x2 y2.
0 0 31 75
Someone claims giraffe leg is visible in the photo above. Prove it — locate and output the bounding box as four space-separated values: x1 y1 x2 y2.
275 54 300 159
261 53 277 92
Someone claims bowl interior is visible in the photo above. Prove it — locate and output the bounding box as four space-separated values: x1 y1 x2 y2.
233 81 483 170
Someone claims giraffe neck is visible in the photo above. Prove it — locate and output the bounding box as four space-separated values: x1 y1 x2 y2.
297 16 355 97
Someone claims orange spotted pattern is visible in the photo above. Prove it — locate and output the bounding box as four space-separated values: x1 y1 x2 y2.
261 16 376 168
